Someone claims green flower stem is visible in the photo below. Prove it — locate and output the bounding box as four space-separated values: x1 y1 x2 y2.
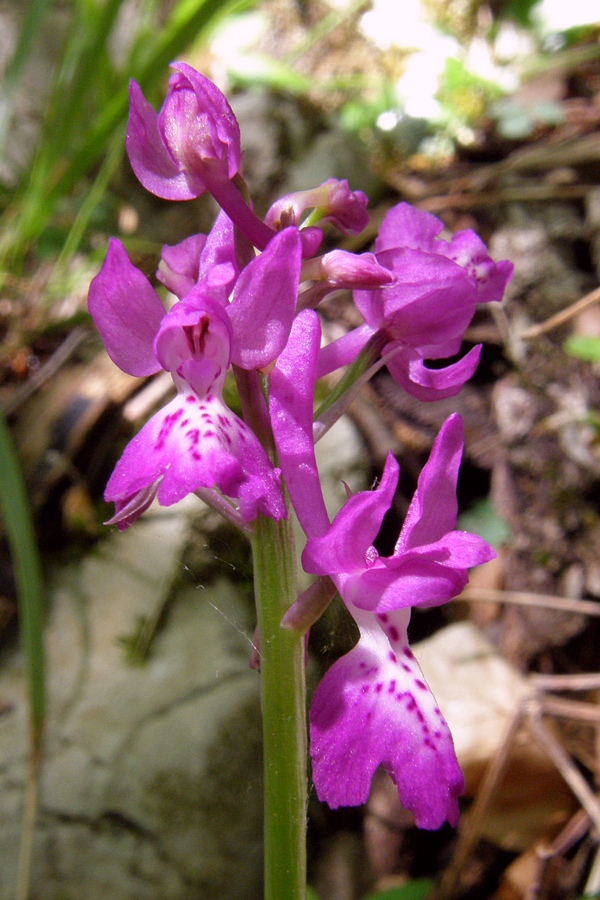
313 330 388 423
252 511 307 900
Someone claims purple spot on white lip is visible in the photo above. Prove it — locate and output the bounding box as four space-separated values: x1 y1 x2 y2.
388 651 397 664
414 680 427 691
155 407 184 450
389 626 400 641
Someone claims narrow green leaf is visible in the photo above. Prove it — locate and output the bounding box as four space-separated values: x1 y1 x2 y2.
363 878 435 900
0 408 46 745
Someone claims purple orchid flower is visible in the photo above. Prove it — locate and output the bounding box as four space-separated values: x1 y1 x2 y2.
127 63 242 202
271 322 494 827
127 63 280 251
89 225 302 527
306 424 495 827
126 64 324 258
302 423 494 614
319 202 513 401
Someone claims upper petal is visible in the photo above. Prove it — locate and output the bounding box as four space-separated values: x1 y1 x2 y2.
376 202 445 254
88 238 164 377
270 310 330 539
158 233 207 298
126 80 201 200
168 63 242 180
396 413 463 551
228 227 302 370
302 453 399 577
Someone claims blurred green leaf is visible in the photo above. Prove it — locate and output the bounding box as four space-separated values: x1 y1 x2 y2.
363 878 435 900
437 57 505 126
491 98 565 139
227 53 312 94
1 0 256 267
0 409 46 745
458 498 511 548
564 335 600 362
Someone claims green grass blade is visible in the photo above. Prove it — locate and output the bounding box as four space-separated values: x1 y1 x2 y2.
1 0 256 261
0 408 45 745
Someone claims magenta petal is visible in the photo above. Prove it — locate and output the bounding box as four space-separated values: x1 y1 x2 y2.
357 249 478 347
126 80 200 200
302 453 399 577
310 607 464 828
437 230 514 304
376 202 445 254
228 227 302 369
197 210 240 287
386 345 482 402
398 413 463 549
316 325 374 379
169 63 242 180
270 310 330 539
88 238 164 377
158 233 207 297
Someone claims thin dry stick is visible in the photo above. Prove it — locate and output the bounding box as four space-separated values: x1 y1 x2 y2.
458 586 600 619
530 672 600 692
521 285 600 340
527 704 600 834
538 695 600 725
2 327 88 416
436 707 525 899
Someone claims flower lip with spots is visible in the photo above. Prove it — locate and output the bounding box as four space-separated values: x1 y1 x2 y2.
309 604 466 829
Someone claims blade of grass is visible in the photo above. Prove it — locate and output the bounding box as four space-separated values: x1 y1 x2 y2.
50 125 126 280
0 408 46 900
1 0 256 263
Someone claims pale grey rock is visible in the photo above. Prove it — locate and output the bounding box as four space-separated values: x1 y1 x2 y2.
0 504 263 900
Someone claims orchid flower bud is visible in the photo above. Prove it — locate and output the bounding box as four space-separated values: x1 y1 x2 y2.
127 63 242 201
266 179 369 236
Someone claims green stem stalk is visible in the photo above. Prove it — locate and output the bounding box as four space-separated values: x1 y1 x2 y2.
252 513 307 900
